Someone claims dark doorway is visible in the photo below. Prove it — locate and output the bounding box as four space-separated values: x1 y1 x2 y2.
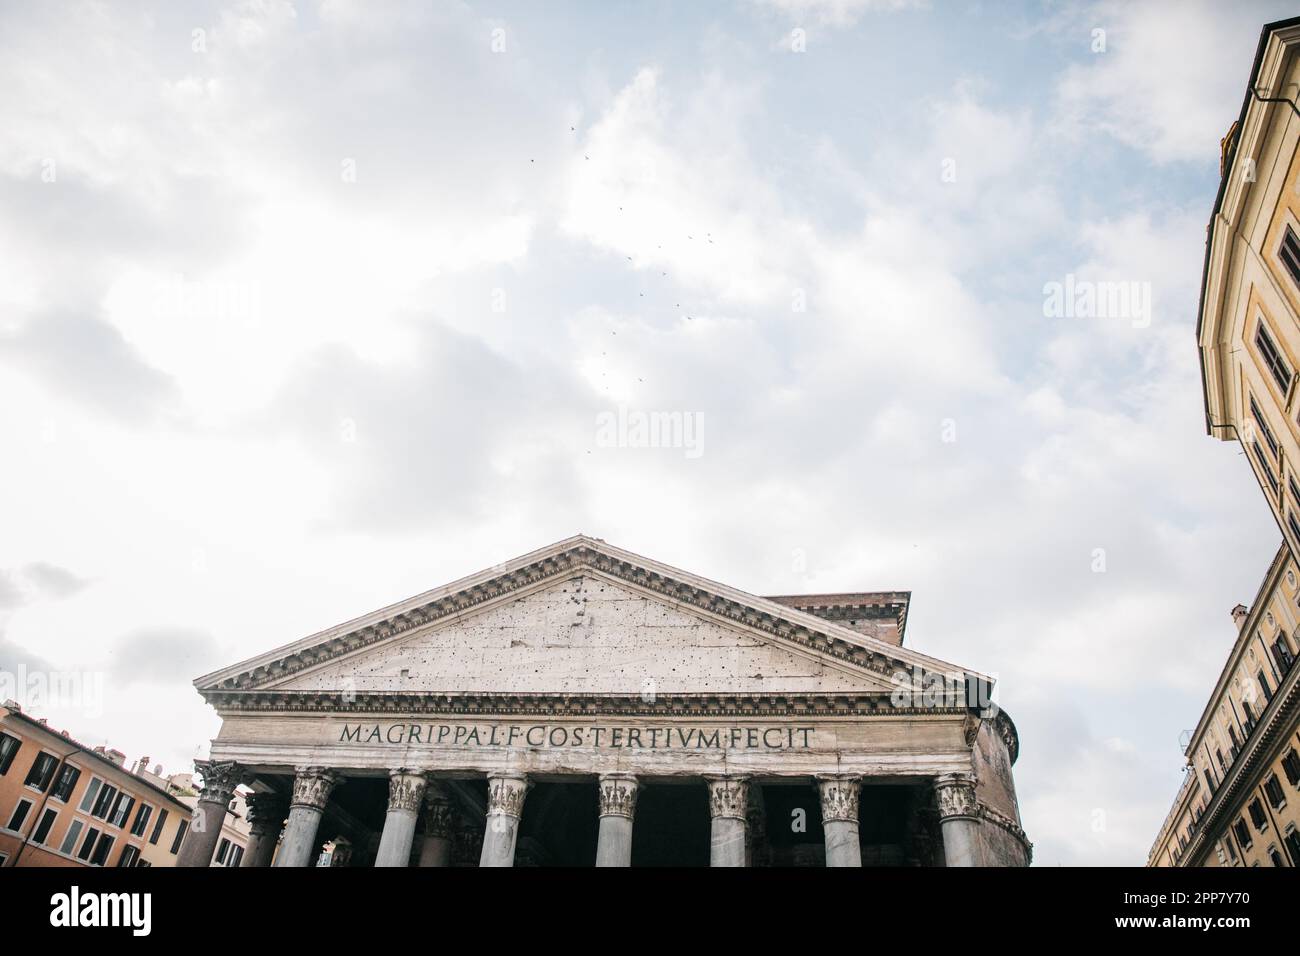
516 780 600 866
760 782 824 866
630 782 710 866
859 784 915 866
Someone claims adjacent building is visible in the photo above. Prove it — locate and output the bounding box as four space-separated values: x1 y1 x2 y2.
1168 13 1300 869
179 534 1029 868
1148 545 1300 866
0 701 250 868
1198 16 1300 548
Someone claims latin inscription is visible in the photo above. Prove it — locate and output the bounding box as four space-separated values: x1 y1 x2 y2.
338 722 816 750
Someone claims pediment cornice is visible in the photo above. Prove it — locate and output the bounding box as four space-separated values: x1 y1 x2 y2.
195 535 985 697
201 689 968 718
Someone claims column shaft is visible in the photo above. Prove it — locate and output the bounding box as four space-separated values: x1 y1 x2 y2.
241 793 288 868
934 772 982 867
595 773 638 867
417 783 455 867
374 770 427 867
175 761 244 868
274 768 339 868
818 775 862 867
706 776 750 867
479 773 529 867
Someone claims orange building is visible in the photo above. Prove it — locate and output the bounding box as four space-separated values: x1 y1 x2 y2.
0 701 198 867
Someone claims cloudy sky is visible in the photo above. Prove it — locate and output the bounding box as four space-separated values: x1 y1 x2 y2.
0 0 1293 865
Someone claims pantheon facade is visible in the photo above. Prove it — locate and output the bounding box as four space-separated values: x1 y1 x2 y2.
179 536 1030 867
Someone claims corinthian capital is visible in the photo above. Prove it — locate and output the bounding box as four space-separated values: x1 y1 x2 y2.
290 767 340 811
194 760 246 805
933 772 979 821
421 786 455 839
387 769 428 813
486 773 530 819
816 775 862 824
705 775 750 821
597 773 639 819
243 792 289 836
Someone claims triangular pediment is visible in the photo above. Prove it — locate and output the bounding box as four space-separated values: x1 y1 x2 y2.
266 574 896 696
195 535 983 701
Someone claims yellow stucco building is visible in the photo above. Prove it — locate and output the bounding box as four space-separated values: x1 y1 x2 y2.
1148 545 1300 866
1157 14 1300 867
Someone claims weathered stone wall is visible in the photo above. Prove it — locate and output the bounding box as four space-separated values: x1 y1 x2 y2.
978 818 1030 867
273 575 893 696
971 719 1020 822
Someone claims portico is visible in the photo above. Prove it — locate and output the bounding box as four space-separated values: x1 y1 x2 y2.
180 536 1031 867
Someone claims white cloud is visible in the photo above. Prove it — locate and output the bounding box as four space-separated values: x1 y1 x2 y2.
751 0 924 28
0 0 1284 866
1054 0 1293 163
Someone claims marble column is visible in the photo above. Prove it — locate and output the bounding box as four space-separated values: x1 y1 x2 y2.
241 793 289 868
417 783 455 867
817 775 863 867
176 760 245 868
705 776 750 867
374 769 428 867
274 767 340 867
934 772 982 867
479 773 530 867
595 773 638 867
745 785 769 867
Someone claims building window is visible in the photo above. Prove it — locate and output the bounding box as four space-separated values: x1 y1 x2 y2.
1283 748 1300 787
1226 836 1238 862
1249 798 1269 831
1251 395 1280 459
78 777 102 813
130 803 152 838
89 833 115 866
1287 829 1300 865
1252 442 1280 494
1234 818 1253 849
1265 774 1286 810
1274 635 1296 675
1290 512 1300 545
228 844 244 868
149 808 168 845
50 765 81 803
90 783 117 820
108 792 135 829
6 798 33 832
58 819 84 856
117 844 141 868
76 827 101 862
1268 846 1285 867
1258 670 1273 704
170 819 188 854
0 732 21 775
23 752 58 791
31 807 57 845
1280 224 1300 289
215 837 231 865
1256 322 1293 394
